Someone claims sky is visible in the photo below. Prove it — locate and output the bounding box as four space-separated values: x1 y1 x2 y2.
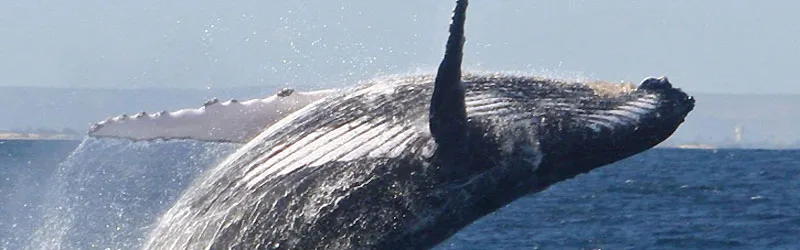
1 0 799 94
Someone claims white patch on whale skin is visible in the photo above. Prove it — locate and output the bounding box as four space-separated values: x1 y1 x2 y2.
338 123 398 161
239 80 431 189
349 78 398 100
585 119 615 131
605 109 642 121
465 100 514 113
242 120 358 188
243 122 428 189
616 105 651 115
88 89 338 143
584 113 627 126
581 94 661 129
464 96 512 107
368 128 417 158
292 118 388 170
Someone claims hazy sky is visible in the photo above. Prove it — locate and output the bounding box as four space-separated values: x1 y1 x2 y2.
1 0 799 94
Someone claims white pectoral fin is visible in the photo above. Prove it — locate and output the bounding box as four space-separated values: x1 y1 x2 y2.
88 88 338 143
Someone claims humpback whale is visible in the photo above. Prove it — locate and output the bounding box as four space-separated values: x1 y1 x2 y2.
137 0 694 249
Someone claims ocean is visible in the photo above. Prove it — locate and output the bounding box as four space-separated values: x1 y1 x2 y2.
0 139 798 249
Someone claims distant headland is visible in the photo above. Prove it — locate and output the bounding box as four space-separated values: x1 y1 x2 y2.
0 129 81 141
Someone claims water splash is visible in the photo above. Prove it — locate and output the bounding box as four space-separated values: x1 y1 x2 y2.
26 137 237 250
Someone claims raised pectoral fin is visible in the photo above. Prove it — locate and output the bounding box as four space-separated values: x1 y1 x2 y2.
88 89 337 143
429 0 469 157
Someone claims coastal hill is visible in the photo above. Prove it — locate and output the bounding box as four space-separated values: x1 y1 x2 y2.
0 86 797 149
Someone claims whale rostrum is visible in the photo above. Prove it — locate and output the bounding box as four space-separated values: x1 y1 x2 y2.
140 0 694 249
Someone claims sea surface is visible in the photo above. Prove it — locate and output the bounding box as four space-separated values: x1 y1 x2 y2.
0 139 798 250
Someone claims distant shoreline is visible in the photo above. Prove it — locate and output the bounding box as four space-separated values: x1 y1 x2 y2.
0 138 82 141
0 132 81 141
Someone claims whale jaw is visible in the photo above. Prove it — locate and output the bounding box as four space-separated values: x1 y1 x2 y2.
506 75 694 194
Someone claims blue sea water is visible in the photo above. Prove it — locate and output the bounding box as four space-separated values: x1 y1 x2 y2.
438 149 800 250
1 139 798 249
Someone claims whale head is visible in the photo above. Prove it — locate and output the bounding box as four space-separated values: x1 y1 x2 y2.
523 75 694 192
411 73 695 247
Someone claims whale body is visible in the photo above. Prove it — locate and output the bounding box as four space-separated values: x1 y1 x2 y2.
140 0 694 249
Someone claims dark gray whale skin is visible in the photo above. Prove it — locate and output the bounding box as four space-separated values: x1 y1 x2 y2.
144 1 694 249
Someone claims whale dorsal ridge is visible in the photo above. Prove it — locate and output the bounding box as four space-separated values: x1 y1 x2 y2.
430 0 469 161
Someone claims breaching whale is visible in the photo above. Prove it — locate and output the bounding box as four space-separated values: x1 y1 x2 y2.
136 0 694 249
